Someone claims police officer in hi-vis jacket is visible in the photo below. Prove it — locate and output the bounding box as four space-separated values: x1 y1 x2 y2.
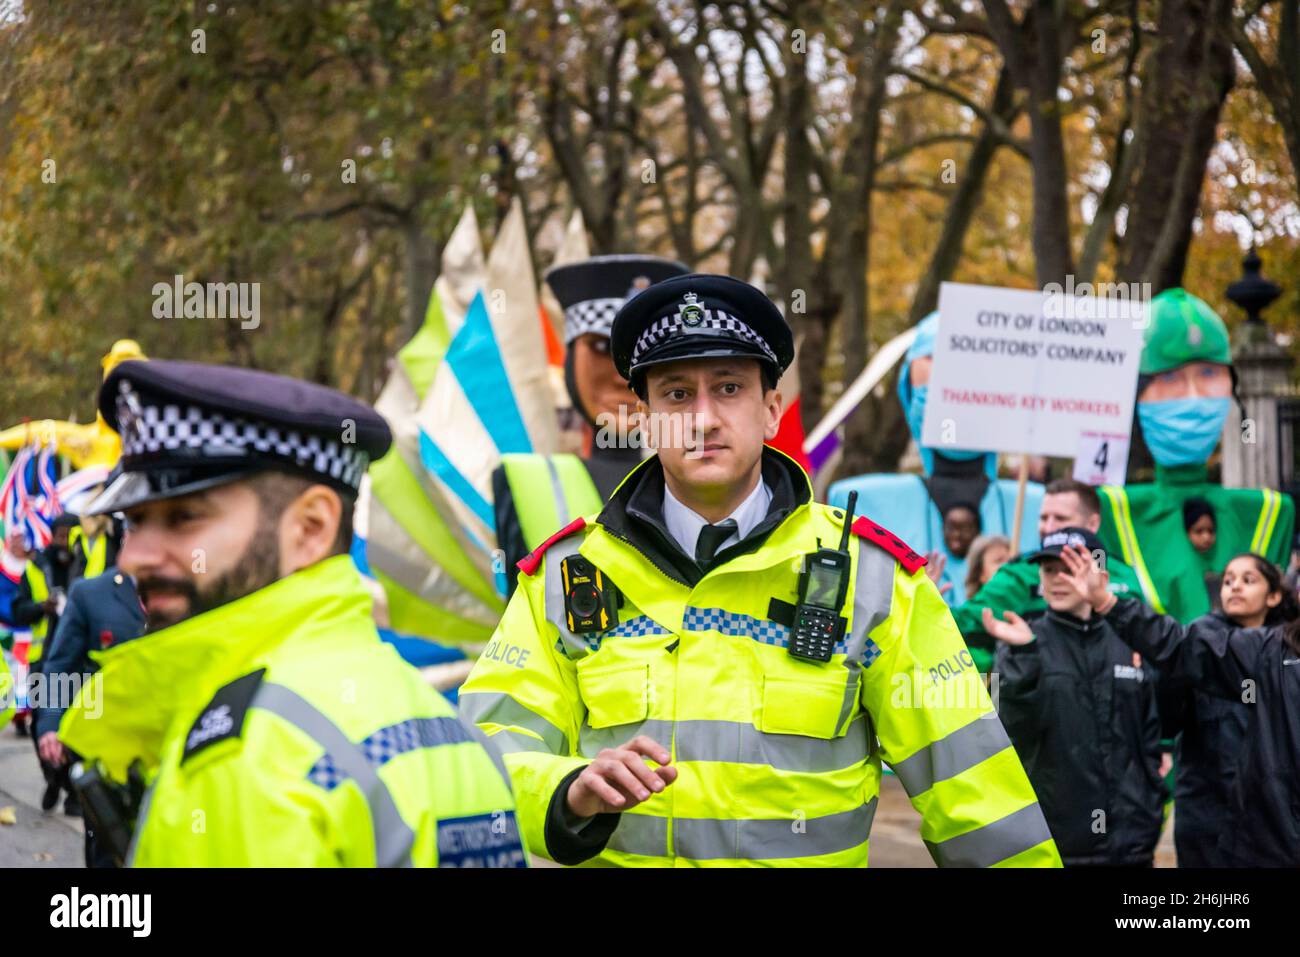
461 274 1060 868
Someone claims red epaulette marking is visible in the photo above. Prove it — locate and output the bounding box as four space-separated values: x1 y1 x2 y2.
850 516 927 575
516 517 587 577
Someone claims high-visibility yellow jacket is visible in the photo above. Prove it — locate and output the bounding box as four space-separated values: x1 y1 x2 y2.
23 560 51 662
61 555 525 867
70 527 109 581
0 651 14 732
499 453 603 553
460 449 1061 867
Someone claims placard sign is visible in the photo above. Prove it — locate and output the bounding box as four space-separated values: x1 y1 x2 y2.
921 282 1145 461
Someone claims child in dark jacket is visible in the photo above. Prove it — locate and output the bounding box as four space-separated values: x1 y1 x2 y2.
1063 548 1300 868
983 527 1164 867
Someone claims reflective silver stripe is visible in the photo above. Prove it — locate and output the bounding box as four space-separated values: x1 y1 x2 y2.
925 801 1054 868
124 779 159 866
545 456 571 524
890 714 1013 797
487 728 557 755
845 537 894 663
835 659 862 736
253 682 416 868
543 536 595 660
579 716 872 773
607 811 670 857
461 716 514 789
579 719 669 758
648 800 876 861
458 691 567 754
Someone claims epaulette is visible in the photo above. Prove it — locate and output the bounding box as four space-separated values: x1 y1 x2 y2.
181 668 266 766
849 516 927 574
516 517 586 578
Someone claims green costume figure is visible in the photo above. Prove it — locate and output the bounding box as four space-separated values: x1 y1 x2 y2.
1098 288 1294 622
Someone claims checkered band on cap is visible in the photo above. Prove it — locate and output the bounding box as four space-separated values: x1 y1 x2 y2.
564 297 625 342
115 381 371 491
632 305 778 367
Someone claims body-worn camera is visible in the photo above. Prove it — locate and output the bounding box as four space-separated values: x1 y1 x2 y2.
561 555 619 634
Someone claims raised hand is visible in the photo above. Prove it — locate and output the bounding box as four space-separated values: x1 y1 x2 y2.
1060 544 1113 611
981 606 1035 645
924 551 952 597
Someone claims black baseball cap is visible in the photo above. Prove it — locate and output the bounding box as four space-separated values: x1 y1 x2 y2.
1027 526 1106 565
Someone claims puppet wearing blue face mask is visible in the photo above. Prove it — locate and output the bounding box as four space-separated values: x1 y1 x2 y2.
1095 288 1294 624
829 313 1044 646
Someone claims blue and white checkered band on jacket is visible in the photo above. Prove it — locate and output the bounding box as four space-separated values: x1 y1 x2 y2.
631 296 779 367
115 381 371 491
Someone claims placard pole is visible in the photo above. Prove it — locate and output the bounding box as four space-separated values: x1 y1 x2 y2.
1010 455 1030 555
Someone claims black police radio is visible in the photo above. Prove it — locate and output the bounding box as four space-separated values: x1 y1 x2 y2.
788 491 858 662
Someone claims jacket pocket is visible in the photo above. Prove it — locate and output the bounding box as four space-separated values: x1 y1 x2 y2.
759 672 852 738
577 663 650 730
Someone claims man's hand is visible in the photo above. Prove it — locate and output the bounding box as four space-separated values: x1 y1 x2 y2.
38 732 65 767
40 598 58 616
567 735 677 818
1060 545 1114 612
981 607 1034 646
924 551 952 597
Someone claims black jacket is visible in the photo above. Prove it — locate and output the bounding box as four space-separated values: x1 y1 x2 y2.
996 608 1164 867
34 567 145 738
1107 600 1300 867
1150 611 1251 867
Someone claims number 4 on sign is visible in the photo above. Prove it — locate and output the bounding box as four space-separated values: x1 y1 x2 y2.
1074 432 1129 487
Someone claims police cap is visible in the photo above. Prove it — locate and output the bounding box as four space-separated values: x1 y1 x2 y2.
85 360 391 515
610 273 794 390
545 254 689 343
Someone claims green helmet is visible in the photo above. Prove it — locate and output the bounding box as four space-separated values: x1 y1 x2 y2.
1139 288 1232 375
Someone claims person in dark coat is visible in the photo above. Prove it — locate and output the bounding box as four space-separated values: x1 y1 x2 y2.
1151 552 1298 865
983 527 1165 867
12 514 80 811
1068 548 1300 868
34 565 145 866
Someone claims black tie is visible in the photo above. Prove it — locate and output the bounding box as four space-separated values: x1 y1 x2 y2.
695 519 738 564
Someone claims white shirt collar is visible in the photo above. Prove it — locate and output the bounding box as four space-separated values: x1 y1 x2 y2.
662 478 772 560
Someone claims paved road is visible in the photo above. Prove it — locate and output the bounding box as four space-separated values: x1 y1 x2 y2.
869 771 1177 866
0 722 85 867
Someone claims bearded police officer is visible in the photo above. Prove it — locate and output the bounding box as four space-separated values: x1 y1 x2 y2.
59 360 524 867
460 274 1060 867
493 255 688 596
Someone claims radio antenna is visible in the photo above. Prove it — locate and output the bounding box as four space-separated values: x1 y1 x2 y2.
839 491 857 552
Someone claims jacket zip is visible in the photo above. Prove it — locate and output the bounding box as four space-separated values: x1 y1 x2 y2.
601 527 690 586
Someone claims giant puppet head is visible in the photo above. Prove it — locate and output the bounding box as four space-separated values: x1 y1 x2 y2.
1135 289 1233 468
898 311 996 478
